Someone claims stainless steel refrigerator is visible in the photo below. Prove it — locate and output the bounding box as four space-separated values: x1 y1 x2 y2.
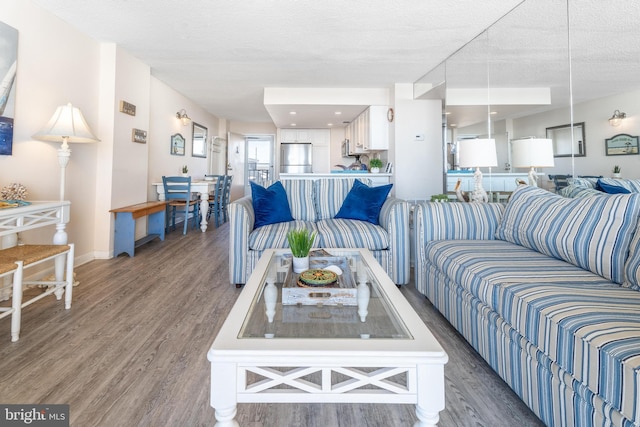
280 143 312 173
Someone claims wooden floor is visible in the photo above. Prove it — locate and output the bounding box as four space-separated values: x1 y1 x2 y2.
0 221 544 427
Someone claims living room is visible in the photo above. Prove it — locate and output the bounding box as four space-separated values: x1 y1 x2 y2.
2 0 640 426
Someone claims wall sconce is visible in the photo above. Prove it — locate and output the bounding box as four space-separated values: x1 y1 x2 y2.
176 109 191 126
609 109 626 126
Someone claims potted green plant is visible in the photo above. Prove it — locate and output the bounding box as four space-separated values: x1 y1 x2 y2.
612 165 621 179
287 228 317 273
181 165 189 177
369 158 383 173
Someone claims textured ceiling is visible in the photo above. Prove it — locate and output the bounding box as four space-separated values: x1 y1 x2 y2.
31 0 524 125
31 0 640 128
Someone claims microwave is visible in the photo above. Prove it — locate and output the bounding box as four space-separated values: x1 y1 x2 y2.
341 139 349 157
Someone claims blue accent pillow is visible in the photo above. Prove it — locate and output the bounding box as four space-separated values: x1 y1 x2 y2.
335 180 392 225
250 181 294 228
596 179 631 194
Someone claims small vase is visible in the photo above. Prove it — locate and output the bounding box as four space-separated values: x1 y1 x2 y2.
370 167 380 174
292 256 309 273
612 173 622 179
182 173 189 177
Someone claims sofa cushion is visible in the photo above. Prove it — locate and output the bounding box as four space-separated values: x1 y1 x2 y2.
250 181 294 228
281 179 316 222
335 180 392 225
315 218 390 250
493 280 640 423
248 219 316 251
496 185 640 283
596 179 631 194
314 178 369 220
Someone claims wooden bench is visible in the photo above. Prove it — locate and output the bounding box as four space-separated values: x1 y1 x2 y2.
110 201 167 257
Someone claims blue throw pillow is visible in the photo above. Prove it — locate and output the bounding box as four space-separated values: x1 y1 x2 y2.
335 180 392 225
250 181 294 228
596 179 631 194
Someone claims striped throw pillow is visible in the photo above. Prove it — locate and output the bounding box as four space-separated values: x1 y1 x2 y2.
496 185 640 283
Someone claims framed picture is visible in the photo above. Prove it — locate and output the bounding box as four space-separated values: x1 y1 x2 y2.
171 133 185 156
605 133 639 156
0 21 18 156
192 122 207 158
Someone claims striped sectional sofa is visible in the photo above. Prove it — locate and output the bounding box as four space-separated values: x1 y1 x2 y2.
414 185 640 427
229 178 410 286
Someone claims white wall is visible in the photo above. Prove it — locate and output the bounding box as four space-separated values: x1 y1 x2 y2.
392 83 443 201
147 77 220 201
2 0 101 264
514 89 640 179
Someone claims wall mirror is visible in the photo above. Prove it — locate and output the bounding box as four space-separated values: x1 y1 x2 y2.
192 122 207 158
546 122 585 157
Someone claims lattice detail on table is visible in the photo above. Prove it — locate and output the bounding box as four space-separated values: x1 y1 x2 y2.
0 207 61 234
239 366 416 395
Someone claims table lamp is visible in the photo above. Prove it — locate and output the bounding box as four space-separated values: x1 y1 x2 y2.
458 138 498 202
511 138 555 186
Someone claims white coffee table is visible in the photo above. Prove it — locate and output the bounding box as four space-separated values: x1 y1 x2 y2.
207 249 448 426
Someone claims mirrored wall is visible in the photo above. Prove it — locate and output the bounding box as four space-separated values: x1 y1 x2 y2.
415 0 640 192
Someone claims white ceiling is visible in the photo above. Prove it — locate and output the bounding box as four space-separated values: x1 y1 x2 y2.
31 0 640 130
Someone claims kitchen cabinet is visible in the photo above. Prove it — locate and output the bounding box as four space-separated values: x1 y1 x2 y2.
347 106 388 153
281 129 311 142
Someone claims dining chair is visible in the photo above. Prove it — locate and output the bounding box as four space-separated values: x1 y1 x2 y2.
206 175 225 227
162 176 200 235
220 175 233 224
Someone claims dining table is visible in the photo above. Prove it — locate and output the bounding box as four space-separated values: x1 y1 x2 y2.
151 178 218 233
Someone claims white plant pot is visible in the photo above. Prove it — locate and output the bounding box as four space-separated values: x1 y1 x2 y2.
612 173 622 179
182 173 189 177
292 256 309 273
370 167 380 174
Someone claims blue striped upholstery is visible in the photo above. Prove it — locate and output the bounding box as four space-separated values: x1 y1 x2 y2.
624 223 640 291
569 177 599 188
248 219 316 251
316 218 389 250
313 178 370 220
423 264 637 427
281 179 316 222
559 184 603 198
415 197 640 426
229 178 409 285
496 185 640 283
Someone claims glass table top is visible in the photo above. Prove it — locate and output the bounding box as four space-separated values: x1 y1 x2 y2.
238 249 412 340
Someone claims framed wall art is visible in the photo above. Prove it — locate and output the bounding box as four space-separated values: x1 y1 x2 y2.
0 21 18 156
605 134 639 156
171 133 185 156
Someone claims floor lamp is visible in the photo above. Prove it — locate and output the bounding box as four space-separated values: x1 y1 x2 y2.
511 138 555 187
33 103 99 244
458 139 498 203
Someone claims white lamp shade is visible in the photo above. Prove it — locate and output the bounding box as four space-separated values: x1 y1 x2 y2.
33 103 99 143
511 138 554 168
458 138 497 168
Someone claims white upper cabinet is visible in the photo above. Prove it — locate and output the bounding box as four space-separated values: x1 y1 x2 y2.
281 129 312 142
347 106 389 152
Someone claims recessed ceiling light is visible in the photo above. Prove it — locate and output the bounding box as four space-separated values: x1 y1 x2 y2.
450 124 457 127
327 123 333 126
490 111 498 115
335 111 342 115
444 111 451 115
291 123 297 126
289 111 297 115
